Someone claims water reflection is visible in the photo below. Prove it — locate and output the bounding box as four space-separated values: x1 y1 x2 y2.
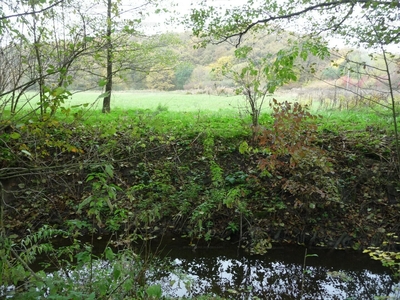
8 236 399 299
148 243 399 299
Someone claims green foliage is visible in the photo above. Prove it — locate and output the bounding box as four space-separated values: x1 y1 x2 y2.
226 221 239 233
146 284 162 299
188 0 400 50
261 39 329 93
0 225 68 296
225 171 248 185
181 129 251 241
42 85 72 116
78 164 121 228
223 53 270 129
0 222 172 299
214 35 329 130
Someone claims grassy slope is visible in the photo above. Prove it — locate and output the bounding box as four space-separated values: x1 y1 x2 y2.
2 91 399 252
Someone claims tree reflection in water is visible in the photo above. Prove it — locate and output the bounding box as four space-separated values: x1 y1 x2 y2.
149 245 399 299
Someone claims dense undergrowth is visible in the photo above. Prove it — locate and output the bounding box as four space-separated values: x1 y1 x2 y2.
1 101 400 298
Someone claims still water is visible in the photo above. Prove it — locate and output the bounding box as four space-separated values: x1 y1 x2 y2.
18 236 400 299
144 239 399 299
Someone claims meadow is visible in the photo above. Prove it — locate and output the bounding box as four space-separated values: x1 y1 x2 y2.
3 90 395 133
64 90 395 133
67 90 270 112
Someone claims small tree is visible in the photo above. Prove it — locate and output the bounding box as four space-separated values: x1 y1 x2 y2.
221 52 268 132
220 41 328 134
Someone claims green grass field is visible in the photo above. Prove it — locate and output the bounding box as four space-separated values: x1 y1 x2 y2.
66 90 293 112
3 90 397 133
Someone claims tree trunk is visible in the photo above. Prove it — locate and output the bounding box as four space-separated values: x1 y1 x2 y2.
102 0 112 113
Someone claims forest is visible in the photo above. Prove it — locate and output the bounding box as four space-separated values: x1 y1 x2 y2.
1 0 400 298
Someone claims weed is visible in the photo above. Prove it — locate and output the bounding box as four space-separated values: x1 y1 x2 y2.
78 164 121 229
225 171 248 185
226 221 239 233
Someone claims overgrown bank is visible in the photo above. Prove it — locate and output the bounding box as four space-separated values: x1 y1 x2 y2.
1 105 399 254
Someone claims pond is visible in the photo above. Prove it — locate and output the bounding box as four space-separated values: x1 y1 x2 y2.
143 237 399 299
9 236 399 299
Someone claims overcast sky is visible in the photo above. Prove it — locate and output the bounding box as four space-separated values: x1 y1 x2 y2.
140 0 399 53
141 0 251 33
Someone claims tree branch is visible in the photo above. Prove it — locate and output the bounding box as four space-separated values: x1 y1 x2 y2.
0 0 65 21
212 0 396 46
